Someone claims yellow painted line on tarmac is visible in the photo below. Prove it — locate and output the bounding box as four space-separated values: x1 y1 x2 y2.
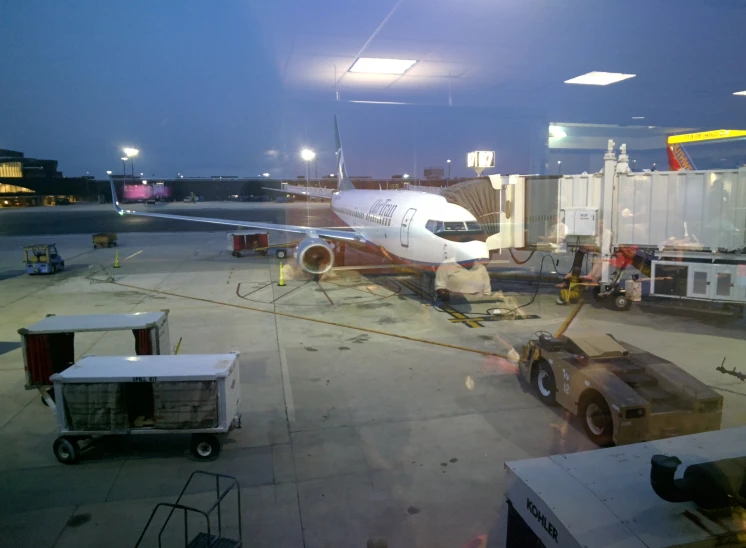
124 250 143 260
112 281 509 359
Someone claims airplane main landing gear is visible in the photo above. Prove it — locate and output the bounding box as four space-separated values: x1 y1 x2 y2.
334 243 346 267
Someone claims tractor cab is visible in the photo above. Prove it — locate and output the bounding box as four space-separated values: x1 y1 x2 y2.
24 244 65 275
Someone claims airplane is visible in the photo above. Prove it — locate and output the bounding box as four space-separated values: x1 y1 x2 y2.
109 116 490 279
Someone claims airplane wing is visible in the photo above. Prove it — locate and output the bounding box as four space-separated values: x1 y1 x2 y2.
263 184 334 200
109 179 361 243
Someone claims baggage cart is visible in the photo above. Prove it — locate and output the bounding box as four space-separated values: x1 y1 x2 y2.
227 231 269 257
92 232 118 248
19 311 171 404
49 353 242 464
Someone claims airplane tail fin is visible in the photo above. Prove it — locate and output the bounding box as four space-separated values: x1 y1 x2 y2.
667 143 696 171
334 115 356 191
109 176 124 214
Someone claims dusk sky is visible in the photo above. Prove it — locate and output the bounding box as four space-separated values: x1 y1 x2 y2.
2 0 745 178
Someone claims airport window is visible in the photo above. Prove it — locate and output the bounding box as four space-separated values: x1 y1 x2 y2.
6 4 745 547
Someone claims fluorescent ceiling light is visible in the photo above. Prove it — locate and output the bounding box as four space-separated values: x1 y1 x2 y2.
734 90 746 96
565 71 636 86
349 58 417 75
549 125 567 139
349 100 408 105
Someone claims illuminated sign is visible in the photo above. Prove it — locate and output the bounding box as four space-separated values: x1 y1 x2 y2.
467 151 495 169
667 129 746 145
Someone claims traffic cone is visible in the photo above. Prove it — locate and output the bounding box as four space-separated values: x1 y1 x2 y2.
113 249 120 268
278 262 285 286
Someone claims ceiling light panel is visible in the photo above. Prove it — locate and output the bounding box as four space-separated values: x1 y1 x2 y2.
349 57 418 75
564 71 636 86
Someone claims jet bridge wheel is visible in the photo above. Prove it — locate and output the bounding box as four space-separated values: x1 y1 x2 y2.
610 292 632 311
532 361 558 406
593 287 632 312
579 391 614 446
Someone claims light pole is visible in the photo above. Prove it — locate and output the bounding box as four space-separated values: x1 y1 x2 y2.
447 159 451 182
123 147 139 185
301 149 316 223
557 160 562 175
121 157 128 176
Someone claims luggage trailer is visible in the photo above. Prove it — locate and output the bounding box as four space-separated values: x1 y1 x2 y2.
19 311 171 407
49 353 241 464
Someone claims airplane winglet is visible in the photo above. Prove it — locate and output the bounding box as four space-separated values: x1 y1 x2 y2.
109 177 124 214
334 115 355 192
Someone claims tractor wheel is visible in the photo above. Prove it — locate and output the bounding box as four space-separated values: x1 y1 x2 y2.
580 392 614 446
532 361 558 406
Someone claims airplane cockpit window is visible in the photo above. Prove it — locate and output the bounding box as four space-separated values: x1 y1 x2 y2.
426 220 487 242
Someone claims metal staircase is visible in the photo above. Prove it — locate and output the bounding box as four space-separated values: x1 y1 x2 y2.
135 471 242 548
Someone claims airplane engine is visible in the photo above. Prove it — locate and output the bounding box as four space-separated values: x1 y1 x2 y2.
295 237 334 275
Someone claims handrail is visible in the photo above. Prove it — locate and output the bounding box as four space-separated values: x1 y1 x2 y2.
136 471 241 548
134 503 210 548
156 471 237 542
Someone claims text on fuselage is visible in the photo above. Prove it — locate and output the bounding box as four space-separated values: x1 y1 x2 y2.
367 199 398 222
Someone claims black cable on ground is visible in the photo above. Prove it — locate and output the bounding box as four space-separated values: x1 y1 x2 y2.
508 248 535 265
464 254 553 317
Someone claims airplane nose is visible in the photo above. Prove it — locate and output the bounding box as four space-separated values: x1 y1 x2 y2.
454 242 490 264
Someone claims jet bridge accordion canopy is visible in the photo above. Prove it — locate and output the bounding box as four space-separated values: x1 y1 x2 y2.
440 178 501 236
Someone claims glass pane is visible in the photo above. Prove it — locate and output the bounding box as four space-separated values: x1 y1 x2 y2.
693 271 708 294
716 272 732 297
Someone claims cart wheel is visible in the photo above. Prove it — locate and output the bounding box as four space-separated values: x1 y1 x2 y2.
276 249 287 259
532 361 558 406
53 437 80 464
190 434 220 461
610 293 632 312
580 392 613 446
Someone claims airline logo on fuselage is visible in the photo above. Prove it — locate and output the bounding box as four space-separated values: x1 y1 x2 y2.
368 198 398 221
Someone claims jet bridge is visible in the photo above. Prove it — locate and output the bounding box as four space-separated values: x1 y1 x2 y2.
444 141 746 305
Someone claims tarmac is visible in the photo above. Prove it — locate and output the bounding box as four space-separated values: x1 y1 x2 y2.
0 203 745 547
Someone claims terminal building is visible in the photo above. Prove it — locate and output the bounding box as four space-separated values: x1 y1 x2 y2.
0 148 87 207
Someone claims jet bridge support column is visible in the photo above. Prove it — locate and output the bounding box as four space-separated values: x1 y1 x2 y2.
600 140 617 287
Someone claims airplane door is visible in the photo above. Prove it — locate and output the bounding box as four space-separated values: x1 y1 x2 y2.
400 208 417 248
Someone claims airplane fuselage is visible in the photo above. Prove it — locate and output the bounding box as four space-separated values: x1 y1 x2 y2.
330 189 489 268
